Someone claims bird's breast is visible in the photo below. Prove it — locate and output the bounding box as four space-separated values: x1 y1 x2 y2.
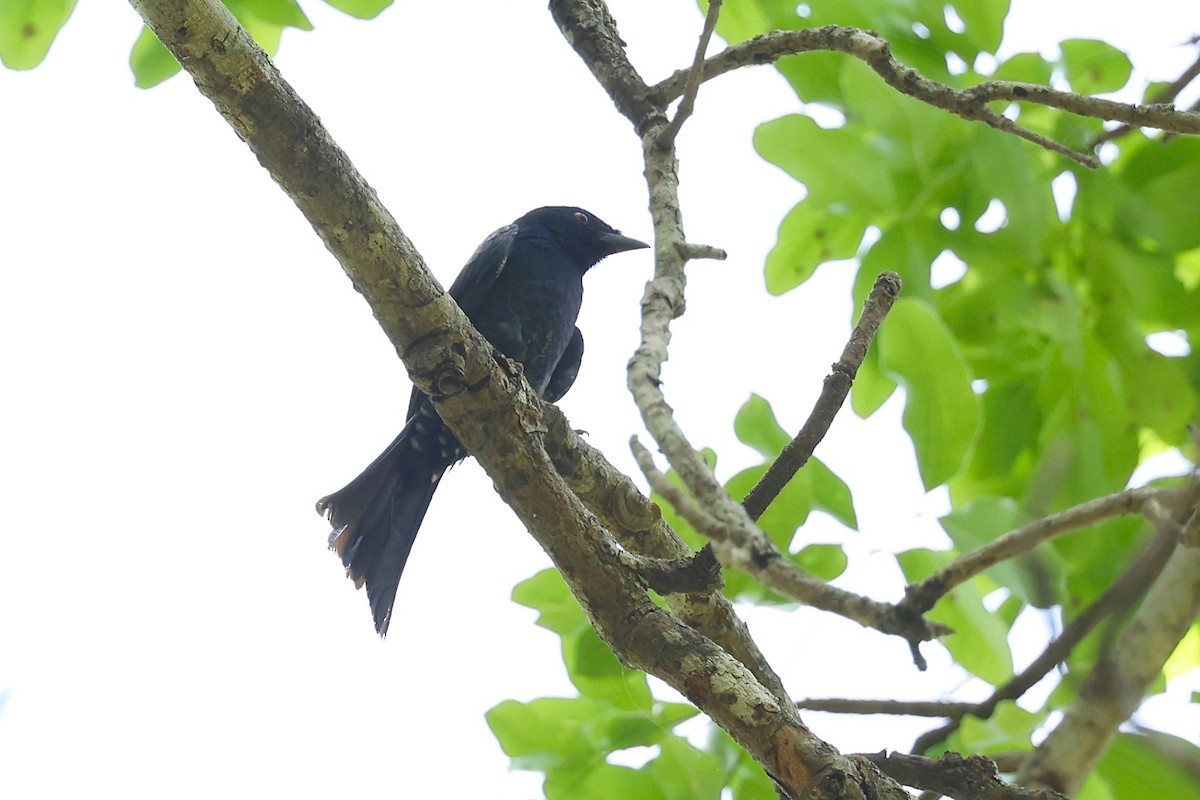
472 270 584 394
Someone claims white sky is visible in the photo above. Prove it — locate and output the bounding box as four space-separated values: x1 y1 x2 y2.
1 1 1196 797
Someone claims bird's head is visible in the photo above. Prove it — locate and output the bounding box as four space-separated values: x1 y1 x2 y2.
519 206 649 270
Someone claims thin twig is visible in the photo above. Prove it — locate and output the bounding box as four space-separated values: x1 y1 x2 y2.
742 271 900 521
657 0 723 150
1091 48 1200 146
902 487 1162 616
797 698 977 717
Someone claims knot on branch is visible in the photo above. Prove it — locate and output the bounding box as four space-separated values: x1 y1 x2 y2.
633 543 723 595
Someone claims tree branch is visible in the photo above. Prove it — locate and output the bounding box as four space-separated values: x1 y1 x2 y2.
902 487 1165 616
632 436 949 657
656 0 722 150
798 698 978 717
862 751 1067 800
742 271 900 521
1091 47 1200 146
1018 515 1200 794
911 529 1178 754
650 27 1200 166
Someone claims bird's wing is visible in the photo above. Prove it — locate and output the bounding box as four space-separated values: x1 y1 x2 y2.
446 222 518 317
405 222 518 421
543 326 584 403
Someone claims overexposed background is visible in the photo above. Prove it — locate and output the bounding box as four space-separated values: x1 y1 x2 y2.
1 1 1196 796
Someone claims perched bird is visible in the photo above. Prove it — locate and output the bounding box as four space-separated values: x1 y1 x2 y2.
317 206 648 634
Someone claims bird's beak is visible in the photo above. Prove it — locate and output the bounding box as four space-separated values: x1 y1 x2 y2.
597 231 650 255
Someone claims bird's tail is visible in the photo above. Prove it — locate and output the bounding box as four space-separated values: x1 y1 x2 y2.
316 417 444 636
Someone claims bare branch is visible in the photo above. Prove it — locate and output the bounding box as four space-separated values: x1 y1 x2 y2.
902 487 1163 616
632 436 949 654
1018 541 1200 794
657 0 723 150
862 751 1067 800
798 698 977 717
742 271 900 521
1092 47 1200 145
650 27 1200 165
911 530 1177 754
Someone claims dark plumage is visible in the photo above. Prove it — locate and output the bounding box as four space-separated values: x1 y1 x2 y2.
317 206 648 634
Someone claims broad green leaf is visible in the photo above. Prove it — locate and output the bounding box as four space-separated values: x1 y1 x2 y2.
792 542 848 580
734 393 793 459
130 27 180 89
849 345 898 418
878 298 980 489
487 697 610 771
949 701 1041 754
764 201 866 295
0 0 74 69
707 728 777 800
1060 38 1132 95
806 457 857 529
130 0 316 88
564 626 654 711
1095 732 1200 800
1164 624 1200 681
322 0 392 20
946 0 1009 54
545 762 664 800
991 51 1053 83
644 736 725 800
513 568 586 636
898 549 1013 684
754 115 898 213
237 0 312 29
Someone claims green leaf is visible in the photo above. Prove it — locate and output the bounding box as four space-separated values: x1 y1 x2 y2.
806 457 857 529
513 568 587 637
946 701 1041 754
734 393 792 459
546 762 664 800
0 0 74 69
946 0 1009 54
129 26 180 89
487 697 609 771
1060 39 1133 95
898 549 1014 684
564 626 653 711
850 345 898 417
792 543 848 580
644 736 725 800
322 0 392 20
236 0 312 29
1164 624 1199 681
764 201 866 295
754 115 897 213
991 51 1053 83
1095 732 1200 800
878 298 980 489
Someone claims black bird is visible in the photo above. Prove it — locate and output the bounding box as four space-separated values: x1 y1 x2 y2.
317 206 648 634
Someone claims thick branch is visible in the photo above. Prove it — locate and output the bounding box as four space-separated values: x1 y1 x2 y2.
862 751 1067 800
1018 541 1200 794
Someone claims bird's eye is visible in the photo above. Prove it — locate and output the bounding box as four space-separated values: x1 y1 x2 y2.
574 211 590 225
